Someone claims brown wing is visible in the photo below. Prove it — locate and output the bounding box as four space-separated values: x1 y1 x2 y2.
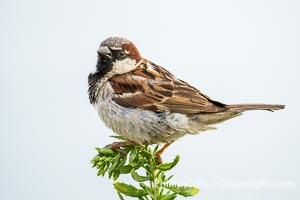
109 60 228 114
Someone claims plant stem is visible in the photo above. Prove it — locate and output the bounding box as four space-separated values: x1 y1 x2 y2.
153 169 158 200
149 154 160 200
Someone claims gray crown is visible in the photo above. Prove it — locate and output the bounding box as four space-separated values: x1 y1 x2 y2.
100 37 131 48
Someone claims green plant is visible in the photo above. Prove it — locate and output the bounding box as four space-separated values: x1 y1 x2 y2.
91 138 199 199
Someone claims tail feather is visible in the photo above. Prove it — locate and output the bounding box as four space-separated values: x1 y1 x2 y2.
194 103 284 129
228 104 285 112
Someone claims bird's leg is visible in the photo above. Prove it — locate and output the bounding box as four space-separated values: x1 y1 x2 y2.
156 142 174 165
104 141 137 157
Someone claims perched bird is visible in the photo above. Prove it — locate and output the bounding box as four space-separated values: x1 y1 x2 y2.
88 37 284 163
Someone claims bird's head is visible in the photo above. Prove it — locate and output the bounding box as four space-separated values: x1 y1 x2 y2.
96 37 142 77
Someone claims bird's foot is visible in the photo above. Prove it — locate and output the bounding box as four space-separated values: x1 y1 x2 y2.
103 141 137 157
155 142 173 165
155 153 163 165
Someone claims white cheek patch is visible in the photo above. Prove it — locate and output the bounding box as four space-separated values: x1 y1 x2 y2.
112 58 137 74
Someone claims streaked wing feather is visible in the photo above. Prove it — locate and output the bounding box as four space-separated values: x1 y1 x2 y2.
109 60 228 114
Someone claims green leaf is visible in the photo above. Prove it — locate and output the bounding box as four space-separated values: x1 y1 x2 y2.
95 147 101 152
163 185 199 197
157 155 180 171
115 157 127 171
155 170 163 179
129 147 138 163
153 145 159 154
95 160 105 168
165 175 174 182
140 183 154 199
104 157 113 162
117 191 125 200
108 153 121 176
99 148 115 156
119 165 133 174
140 149 153 158
91 157 99 167
133 161 145 170
113 169 121 180
97 165 106 176
92 155 101 161
114 182 147 197
131 169 152 182
160 192 177 200
108 156 121 179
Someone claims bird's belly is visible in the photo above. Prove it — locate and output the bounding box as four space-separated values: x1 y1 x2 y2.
96 97 164 143
94 83 211 143
95 97 194 144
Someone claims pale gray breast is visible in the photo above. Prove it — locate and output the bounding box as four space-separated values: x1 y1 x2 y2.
94 82 190 143
94 81 215 144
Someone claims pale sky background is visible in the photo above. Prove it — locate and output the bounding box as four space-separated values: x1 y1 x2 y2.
1 0 299 199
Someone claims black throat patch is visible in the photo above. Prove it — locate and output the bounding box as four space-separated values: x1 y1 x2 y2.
88 55 114 104
88 72 102 104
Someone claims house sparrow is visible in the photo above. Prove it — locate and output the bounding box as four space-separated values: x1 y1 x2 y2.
88 37 284 162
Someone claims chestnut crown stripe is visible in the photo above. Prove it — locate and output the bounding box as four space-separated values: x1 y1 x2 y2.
122 43 142 61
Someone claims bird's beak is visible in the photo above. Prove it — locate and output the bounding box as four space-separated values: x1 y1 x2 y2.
97 46 115 63
97 46 112 57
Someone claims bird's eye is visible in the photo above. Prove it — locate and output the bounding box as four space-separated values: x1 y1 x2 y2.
118 51 126 58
